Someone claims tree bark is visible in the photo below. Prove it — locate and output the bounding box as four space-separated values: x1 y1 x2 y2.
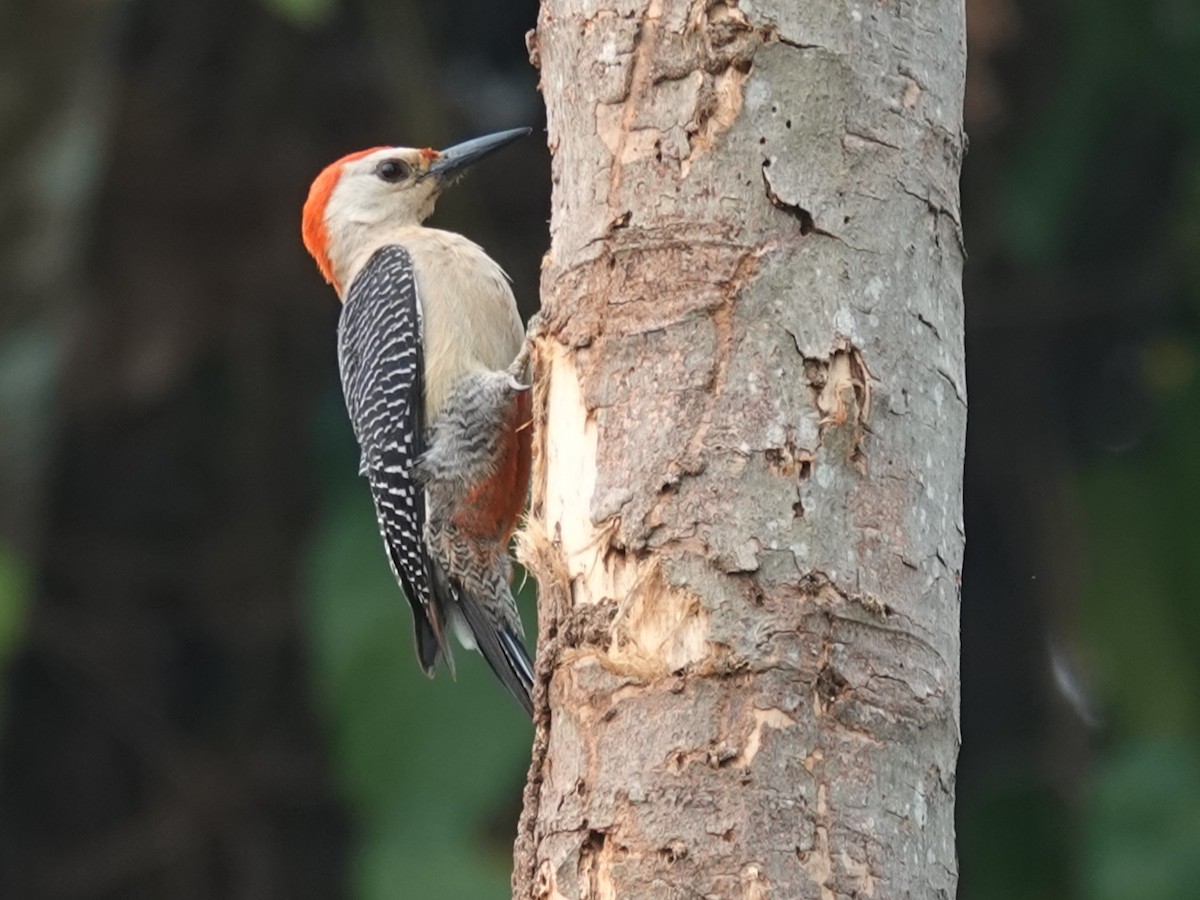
516 0 965 897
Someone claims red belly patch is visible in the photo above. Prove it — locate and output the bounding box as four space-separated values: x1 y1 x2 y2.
451 389 533 542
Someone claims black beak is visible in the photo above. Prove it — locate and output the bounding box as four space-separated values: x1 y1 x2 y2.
428 127 531 180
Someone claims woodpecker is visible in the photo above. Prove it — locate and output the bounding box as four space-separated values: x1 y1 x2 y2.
301 128 535 715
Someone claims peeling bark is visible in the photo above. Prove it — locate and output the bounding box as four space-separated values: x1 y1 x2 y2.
517 0 965 896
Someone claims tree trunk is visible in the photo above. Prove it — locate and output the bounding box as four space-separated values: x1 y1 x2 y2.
516 0 965 897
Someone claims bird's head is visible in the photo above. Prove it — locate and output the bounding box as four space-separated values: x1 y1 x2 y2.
302 127 531 294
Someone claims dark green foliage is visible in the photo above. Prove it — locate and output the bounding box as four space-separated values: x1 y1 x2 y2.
959 1 1200 896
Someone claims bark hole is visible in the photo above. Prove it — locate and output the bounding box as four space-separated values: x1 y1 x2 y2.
658 840 688 864
581 829 616 899
805 343 873 468
765 440 813 480
815 663 849 711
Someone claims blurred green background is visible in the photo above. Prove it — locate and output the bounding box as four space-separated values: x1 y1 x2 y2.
0 0 1198 898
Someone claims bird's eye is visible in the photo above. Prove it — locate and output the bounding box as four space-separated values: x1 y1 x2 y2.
376 159 410 183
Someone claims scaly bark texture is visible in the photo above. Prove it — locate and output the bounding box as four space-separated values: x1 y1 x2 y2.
516 1 965 897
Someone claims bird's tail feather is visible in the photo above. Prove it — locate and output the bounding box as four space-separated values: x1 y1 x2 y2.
455 585 534 718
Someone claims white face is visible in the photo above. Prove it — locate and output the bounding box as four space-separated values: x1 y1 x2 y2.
325 146 444 230
306 128 528 295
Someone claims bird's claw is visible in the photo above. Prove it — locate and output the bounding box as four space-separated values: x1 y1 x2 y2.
509 310 543 380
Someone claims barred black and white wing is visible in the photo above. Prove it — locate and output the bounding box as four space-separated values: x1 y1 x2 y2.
338 245 446 674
